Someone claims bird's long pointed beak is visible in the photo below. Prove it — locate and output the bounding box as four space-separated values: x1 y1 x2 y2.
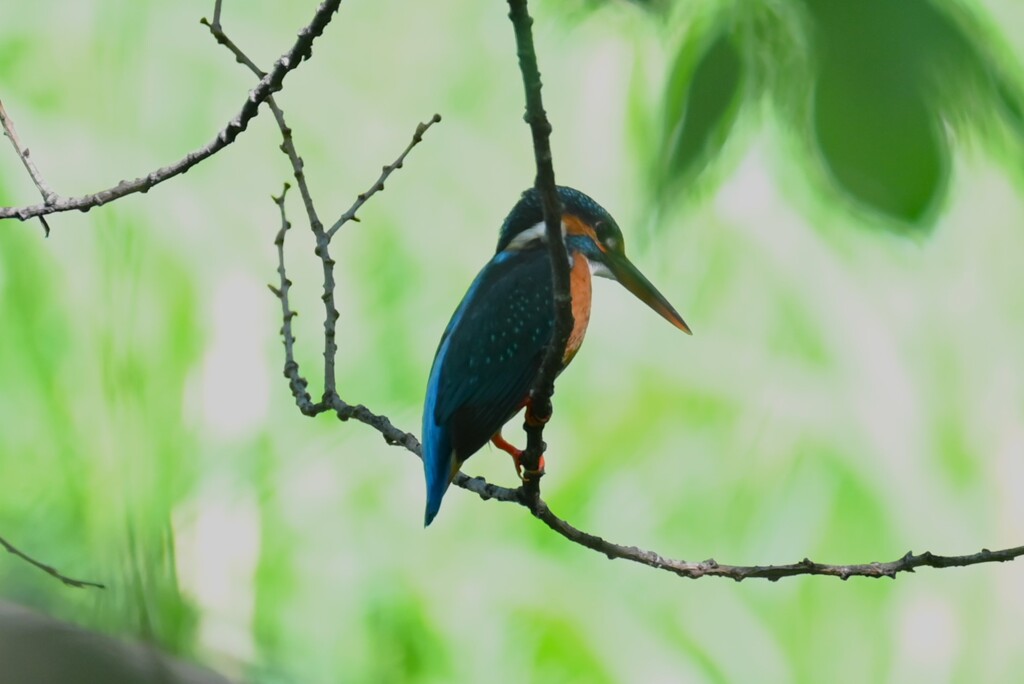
605 252 692 334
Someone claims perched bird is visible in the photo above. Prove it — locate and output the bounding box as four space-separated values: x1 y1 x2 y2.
422 186 690 525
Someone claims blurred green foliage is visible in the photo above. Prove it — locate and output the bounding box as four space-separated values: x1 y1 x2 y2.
2 0 1024 683
632 0 1024 230
661 24 744 197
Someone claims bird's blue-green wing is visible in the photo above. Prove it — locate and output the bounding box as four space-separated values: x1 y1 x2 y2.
422 247 554 525
434 248 554 455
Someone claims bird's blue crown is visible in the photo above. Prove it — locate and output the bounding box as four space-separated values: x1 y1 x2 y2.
495 186 618 253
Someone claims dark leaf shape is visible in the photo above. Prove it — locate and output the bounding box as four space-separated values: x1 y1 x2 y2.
619 0 1024 233
659 28 744 194
802 0 971 227
813 66 948 226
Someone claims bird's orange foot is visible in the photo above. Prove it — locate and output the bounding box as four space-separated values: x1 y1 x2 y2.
491 432 525 478
490 432 545 481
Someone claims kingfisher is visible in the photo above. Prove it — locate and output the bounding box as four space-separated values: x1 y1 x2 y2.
422 186 690 526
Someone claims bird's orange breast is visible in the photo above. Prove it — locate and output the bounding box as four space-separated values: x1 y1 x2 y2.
563 252 593 365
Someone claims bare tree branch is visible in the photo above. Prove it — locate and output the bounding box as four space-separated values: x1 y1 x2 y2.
0 534 104 590
202 0 267 79
0 0 344 224
532 504 1024 580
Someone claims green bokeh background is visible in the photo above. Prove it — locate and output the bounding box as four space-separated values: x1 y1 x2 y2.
2 1 1024 682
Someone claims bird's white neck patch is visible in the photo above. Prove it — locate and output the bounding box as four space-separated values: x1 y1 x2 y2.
504 221 614 278
505 220 566 251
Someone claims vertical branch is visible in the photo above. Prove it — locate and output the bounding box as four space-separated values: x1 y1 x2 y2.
314 215 340 403
269 184 321 415
506 0 572 508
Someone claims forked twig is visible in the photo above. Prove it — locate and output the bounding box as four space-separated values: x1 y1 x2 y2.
202 1 439 402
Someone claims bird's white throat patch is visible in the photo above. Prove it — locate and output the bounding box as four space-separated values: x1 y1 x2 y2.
589 260 613 279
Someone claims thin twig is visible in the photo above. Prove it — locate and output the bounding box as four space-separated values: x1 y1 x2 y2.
326 114 442 238
269 184 321 416
0 99 55 235
202 0 266 79
0 99 58 204
0 0 343 223
1 533 104 589
312 115 440 394
505 0 572 509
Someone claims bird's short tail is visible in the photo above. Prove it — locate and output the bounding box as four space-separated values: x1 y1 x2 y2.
423 423 455 527
424 481 447 527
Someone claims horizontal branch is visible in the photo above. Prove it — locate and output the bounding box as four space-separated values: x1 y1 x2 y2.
0 0 343 223
533 502 1024 581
